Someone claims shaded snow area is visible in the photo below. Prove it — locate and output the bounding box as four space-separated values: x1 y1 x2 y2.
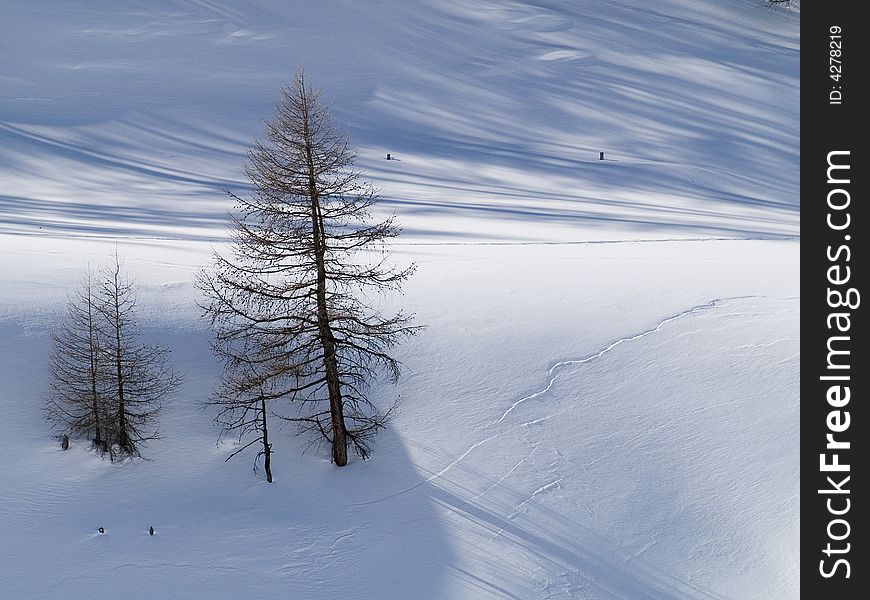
0 1 798 599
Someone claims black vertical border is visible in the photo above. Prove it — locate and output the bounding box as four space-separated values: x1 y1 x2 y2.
802 1 865 596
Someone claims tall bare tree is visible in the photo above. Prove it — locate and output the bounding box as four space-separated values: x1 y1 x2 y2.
200 70 420 467
46 270 111 454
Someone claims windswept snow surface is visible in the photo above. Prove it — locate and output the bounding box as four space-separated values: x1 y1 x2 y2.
0 1 798 599
1 0 798 242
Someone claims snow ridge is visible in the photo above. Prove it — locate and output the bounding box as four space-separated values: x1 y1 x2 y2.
491 297 747 427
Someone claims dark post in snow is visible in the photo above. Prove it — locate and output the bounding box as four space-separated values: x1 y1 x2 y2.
386 153 391 160
599 151 605 160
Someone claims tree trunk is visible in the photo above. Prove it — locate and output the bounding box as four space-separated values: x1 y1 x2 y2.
87 292 104 449
300 83 349 466
115 333 129 451
261 397 273 483
110 269 130 453
313 212 348 466
322 326 348 466
89 348 103 448
91 391 103 449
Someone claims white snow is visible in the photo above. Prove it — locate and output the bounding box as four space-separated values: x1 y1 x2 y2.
0 1 798 598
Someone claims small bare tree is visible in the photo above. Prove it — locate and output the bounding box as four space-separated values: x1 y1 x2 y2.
96 253 181 457
200 69 420 467
47 256 181 459
46 270 111 454
206 342 282 482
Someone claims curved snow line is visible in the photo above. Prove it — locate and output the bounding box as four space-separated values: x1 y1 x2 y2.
491 294 798 427
492 298 732 427
350 431 510 507
352 295 794 508
489 477 564 541
472 456 530 501
732 337 798 350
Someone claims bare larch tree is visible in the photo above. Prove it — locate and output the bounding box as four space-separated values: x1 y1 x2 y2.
46 270 111 454
200 70 420 467
96 253 181 457
46 255 181 459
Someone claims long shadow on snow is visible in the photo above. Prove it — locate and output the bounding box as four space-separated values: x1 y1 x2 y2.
0 320 456 600
423 479 729 600
0 194 227 241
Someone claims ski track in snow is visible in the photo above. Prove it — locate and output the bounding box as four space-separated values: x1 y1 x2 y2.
355 295 797 508
473 457 529 501
489 477 564 541
491 295 766 427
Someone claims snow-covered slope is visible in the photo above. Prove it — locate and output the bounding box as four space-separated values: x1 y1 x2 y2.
0 1 799 599
0 237 799 600
1 0 798 241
